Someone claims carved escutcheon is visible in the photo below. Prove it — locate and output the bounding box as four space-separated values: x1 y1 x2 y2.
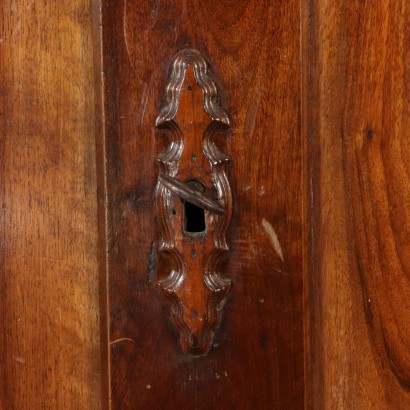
154 49 233 355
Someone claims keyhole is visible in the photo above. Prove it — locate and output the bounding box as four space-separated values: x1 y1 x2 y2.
184 202 205 233
184 180 206 234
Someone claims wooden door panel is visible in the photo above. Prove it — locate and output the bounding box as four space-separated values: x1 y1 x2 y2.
309 1 410 408
98 1 306 408
0 1 101 408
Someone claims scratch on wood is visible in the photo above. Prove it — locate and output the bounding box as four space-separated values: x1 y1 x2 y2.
261 218 284 262
150 0 161 28
14 356 25 364
273 268 289 276
244 85 261 140
140 84 149 123
109 338 135 347
123 0 131 62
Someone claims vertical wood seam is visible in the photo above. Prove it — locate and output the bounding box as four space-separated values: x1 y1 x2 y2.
91 0 110 408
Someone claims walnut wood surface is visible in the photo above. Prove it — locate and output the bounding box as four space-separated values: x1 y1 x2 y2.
2 0 409 408
100 0 305 408
154 58 234 355
0 1 101 408
309 1 410 408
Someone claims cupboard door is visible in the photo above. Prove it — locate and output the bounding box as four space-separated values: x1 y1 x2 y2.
97 1 306 408
2 1 409 408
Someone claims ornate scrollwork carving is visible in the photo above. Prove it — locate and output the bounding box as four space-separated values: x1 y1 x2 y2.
154 49 233 355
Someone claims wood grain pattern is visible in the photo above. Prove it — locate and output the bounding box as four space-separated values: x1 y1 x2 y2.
101 0 305 408
309 0 410 408
0 1 101 408
2 0 408 407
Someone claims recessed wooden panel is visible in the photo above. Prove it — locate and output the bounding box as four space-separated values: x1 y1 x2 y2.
100 0 305 408
0 1 101 408
309 1 410 408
